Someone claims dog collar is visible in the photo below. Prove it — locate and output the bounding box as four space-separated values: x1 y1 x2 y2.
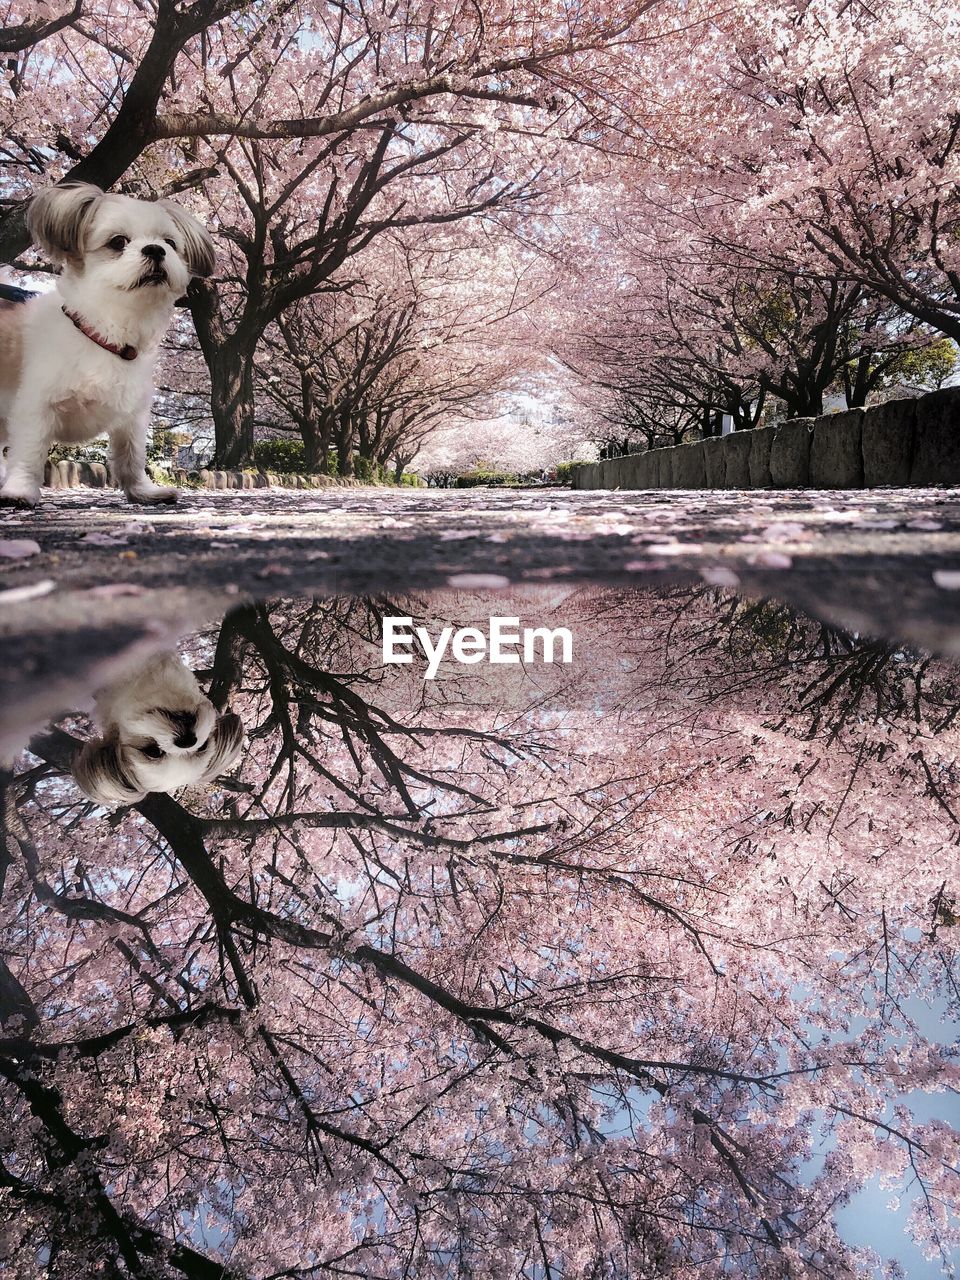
61 306 138 361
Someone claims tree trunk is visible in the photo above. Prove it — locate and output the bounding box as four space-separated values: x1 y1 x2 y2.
189 283 259 469
335 410 354 477
781 384 824 419
299 374 321 472
207 347 257 468
846 353 872 409
302 426 323 472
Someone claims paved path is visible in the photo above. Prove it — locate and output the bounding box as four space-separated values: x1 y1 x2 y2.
4 485 960 620
5 486 960 732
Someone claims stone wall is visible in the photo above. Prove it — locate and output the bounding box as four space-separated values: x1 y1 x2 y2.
571 388 960 491
41 461 367 491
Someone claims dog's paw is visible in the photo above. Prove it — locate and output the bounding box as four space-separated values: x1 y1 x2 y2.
126 485 178 506
0 484 40 509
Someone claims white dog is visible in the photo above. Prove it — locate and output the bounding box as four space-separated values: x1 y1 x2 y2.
0 182 214 507
73 652 244 806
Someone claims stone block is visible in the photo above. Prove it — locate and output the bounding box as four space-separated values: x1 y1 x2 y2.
770 418 813 487
748 427 775 488
616 454 642 488
674 441 707 489
43 459 59 487
635 452 656 489
910 387 960 486
199 469 214 488
594 460 611 489
722 431 753 488
702 437 725 488
58 459 80 487
661 448 680 488
213 470 228 490
810 409 864 488
618 455 638 488
861 397 915 487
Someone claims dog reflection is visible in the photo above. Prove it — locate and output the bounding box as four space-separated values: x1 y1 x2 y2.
74 652 243 806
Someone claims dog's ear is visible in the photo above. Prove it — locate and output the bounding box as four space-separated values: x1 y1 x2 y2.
73 737 145 808
27 182 104 264
158 200 216 279
196 712 244 786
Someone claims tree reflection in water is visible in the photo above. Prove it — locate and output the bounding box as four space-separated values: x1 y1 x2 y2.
1 588 958 1279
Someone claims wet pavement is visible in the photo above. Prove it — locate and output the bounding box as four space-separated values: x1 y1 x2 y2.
6 483 960 753
4 485 960 653
4 487 960 1279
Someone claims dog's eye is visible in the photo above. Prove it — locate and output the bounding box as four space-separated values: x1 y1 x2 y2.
140 743 165 760
107 235 129 252
163 237 177 250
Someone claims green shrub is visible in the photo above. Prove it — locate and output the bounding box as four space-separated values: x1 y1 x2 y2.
400 472 423 487
455 470 518 488
49 442 108 465
554 461 578 484
253 438 307 472
147 428 188 464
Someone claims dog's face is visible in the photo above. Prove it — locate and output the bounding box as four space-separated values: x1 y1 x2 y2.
73 653 243 807
27 183 215 298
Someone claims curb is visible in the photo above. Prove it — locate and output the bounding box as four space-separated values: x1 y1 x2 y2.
42 463 370 491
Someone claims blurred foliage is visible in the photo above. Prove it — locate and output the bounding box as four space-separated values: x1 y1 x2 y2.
455 469 519 487
878 338 957 393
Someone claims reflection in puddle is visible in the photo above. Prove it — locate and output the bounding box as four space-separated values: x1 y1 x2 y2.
2 588 959 1278
74 651 244 806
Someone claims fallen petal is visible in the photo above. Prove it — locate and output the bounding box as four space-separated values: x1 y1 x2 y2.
0 539 42 560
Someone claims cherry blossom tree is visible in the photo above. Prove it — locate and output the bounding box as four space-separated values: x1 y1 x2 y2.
1 0 688 464
255 234 530 476
721 0 960 344
619 0 960 345
6 0 958 465
556 177 946 454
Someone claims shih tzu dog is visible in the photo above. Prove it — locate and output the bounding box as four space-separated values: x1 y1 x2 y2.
73 652 244 807
0 182 214 508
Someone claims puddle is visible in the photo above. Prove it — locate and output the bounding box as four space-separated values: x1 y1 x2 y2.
2 580 958 1277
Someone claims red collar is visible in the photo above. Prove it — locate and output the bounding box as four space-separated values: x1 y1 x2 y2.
61 306 138 361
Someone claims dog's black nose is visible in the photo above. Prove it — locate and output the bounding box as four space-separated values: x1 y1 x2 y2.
142 243 166 261
174 731 197 749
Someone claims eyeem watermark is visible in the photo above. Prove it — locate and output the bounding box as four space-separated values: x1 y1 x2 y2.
382 616 574 680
